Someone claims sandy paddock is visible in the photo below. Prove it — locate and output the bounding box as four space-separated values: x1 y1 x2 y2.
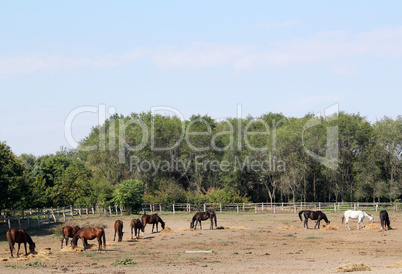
0 211 401 273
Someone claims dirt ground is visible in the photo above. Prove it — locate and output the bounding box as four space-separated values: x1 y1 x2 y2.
0 211 401 273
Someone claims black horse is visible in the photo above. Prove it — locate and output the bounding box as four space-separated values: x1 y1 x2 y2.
298 210 330 229
190 210 217 230
380 210 392 230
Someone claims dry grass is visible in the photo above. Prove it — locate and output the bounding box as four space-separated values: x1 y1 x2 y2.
387 261 402 268
363 223 380 230
331 263 371 272
159 226 175 233
321 225 339 230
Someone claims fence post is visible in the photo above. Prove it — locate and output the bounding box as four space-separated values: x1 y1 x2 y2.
37 213 40 227
92 205 95 216
353 203 356 211
7 218 11 229
261 203 264 211
86 206 89 218
70 205 74 219
173 204 175 214
51 209 57 222
203 204 206 212
243 202 245 211
120 205 123 216
294 204 296 213
220 203 222 213
319 202 321 210
334 204 336 212
255 204 257 214
159 204 162 215
237 204 239 214
109 206 112 215
63 208 66 222
79 206 82 218
282 202 284 210
376 204 378 212
274 205 276 214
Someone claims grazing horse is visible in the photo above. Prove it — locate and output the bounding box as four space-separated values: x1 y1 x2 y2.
72 227 106 251
61 225 80 249
113 220 124 242
141 214 165 233
298 210 330 229
380 210 392 230
342 210 374 230
6 229 36 258
130 218 144 239
190 210 217 230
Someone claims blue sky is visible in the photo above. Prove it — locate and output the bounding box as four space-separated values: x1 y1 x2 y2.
1 1 401 155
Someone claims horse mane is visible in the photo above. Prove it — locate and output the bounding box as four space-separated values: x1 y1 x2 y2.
321 212 329 223
26 234 34 245
72 232 78 246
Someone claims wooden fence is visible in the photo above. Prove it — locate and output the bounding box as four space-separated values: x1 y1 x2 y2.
2 201 398 231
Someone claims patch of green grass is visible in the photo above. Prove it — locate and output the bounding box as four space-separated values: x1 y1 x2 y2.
305 237 321 240
220 241 236 246
240 247 254 250
112 258 136 266
286 234 296 237
5 265 21 269
26 262 45 267
207 260 221 263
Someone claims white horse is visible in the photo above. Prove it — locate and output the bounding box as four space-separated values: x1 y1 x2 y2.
342 210 374 230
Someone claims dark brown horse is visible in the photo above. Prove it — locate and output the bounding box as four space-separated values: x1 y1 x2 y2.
72 227 106 251
61 226 80 249
298 210 330 229
190 210 217 230
380 210 392 230
141 214 165 233
6 228 36 258
130 218 144 239
113 220 124 242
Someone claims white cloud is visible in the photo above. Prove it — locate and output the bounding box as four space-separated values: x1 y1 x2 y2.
2 27 402 78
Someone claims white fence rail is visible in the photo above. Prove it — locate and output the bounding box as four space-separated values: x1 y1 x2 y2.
2 202 398 230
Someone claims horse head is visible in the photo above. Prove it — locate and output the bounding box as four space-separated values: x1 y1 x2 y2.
161 221 166 230
29 242 36 253
190 221 194 229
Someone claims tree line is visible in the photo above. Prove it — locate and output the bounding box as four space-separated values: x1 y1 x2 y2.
1 111 401 210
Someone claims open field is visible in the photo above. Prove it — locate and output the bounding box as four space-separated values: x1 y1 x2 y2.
0 211 401 273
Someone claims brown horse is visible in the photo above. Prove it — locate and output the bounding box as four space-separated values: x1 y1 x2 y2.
130 218 144 239
6 229 36 258
72 227 106 251
299 210 330 229
141 214 165 233
190 210 217 230
61 226 80 249
114 220 124 242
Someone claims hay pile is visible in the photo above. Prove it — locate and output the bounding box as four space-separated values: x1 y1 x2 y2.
160 226 175 233
321 225 339 230
224 226 249 230
15 248 54 260
331 263 371 272
363 223 380 230
387 261 402 268
277 226 298 230
179 228 198 231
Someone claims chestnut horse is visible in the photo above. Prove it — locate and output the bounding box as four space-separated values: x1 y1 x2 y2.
299 210 330 229
61 226 80 249
114 220 124 242
6 228 36 258
190 210 217 230
72 227 106 251
141 214 165 233
130 218 144 239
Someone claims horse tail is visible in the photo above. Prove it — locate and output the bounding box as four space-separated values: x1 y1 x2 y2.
213 212 217 227
61 227 66 242
341 215 345 224
6 230 14 252
119 222 123 241
102 228 106 247
298 211 305 221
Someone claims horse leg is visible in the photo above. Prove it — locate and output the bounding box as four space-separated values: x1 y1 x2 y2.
98 237 102 251
156 223 159 233
17 243 21 258
114 230 116 241
24 242 28 255
152 223 155 233
200 220 202 230
9 242 14 257
304 219 309 229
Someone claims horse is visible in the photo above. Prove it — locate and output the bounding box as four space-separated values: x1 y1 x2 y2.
6 228 36 258
141 214 165 233
113 220 124 242
72 227 106 251
298 210 330 229
61 225 80 249
130 218 144 239
380 210 392 230
190 210 217 230
341 210 374 230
